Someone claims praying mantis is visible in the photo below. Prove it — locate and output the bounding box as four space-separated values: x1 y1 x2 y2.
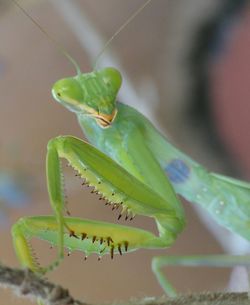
11 0 250 298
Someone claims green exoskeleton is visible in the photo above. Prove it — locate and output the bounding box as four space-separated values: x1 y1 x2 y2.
11 0 250 298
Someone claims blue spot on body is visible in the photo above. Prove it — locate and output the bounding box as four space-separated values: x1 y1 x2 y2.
165 159 190 184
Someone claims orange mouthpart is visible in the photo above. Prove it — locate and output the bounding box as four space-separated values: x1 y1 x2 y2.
94 109 117 127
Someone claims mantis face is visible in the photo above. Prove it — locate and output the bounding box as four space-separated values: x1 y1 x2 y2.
52 67 122 127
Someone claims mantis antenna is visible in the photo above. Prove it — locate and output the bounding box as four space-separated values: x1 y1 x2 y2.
12 0 81 76
93 0 152 70
13 0 152 74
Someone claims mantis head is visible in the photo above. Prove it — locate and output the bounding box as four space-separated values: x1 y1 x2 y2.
52 67 122 127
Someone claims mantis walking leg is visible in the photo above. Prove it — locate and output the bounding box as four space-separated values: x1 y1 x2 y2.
152 255 250 297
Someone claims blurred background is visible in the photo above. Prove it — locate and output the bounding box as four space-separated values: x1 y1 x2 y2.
0 0 250 303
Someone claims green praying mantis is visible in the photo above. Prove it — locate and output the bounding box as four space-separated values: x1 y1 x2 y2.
11 0 250 298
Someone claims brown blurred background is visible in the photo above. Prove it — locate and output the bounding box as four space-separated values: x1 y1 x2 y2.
0 0 250 304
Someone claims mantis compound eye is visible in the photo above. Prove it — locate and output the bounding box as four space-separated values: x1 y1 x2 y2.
52 77 85 112
99 67 122 94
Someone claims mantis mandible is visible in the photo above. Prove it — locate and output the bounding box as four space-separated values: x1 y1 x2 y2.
11 0 250 297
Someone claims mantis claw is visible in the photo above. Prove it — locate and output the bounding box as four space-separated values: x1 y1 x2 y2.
124 241 128 252
107 237 113 247
81 233 87 240
100 247 106 254
69 230 79 239
110 246 114 259
118 244 122 255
